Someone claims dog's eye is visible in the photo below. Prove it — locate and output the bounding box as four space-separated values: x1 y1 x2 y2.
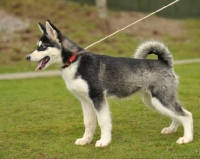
37 44 48 51
42 45 47 49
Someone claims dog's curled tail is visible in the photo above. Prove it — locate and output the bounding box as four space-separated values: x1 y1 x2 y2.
134 41 173 67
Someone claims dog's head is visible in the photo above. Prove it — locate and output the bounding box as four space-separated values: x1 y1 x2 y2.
26 20 81 72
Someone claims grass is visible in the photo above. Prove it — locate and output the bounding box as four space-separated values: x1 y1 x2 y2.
1 63 200 159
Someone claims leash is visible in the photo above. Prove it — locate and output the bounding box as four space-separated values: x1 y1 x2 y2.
62 0 179 69
84 0 179 50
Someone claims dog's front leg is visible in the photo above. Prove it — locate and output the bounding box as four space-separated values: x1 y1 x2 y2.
93 93 112 147
75 97 96 145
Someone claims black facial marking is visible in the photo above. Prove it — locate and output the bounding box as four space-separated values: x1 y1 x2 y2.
37 34 60 51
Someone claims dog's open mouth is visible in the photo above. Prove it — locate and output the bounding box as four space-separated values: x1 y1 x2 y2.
35 56 50 72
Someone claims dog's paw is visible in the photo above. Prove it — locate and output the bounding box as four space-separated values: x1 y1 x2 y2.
176 137 193 144
95 139 110 147
161 127 177 134
75 138 91 145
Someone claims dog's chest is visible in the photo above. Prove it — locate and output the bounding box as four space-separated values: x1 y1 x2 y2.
61 63 89 98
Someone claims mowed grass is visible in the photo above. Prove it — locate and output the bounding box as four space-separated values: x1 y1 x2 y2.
0 63 200 159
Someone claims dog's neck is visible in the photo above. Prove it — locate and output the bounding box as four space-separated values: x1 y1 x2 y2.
61 34 81 52
60 33 81 57
60 50 80 69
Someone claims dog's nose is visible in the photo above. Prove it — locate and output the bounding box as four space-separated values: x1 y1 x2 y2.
26 55 31 61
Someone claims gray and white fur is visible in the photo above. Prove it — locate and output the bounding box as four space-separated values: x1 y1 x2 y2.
26 20 193 147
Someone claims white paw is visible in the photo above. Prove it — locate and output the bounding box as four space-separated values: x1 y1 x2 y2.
161 127 177 134
95 139 110 147
176 137 193 144
75 138 91 145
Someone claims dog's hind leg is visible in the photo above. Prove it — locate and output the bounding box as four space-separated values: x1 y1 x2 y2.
75 96 96 145
142 91 180 134
148 89 193 144
92 92 112 147
142 91 156 110
161 118 180 134
175 108 193 144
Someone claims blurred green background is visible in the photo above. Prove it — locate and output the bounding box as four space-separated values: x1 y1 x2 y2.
0 0 199 73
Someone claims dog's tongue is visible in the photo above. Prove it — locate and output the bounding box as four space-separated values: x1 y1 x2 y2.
35 60 43 72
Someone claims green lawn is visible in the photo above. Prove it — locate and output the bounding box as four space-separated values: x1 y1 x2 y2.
0 63 200 159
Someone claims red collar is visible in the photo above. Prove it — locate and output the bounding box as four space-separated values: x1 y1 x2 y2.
61 51 79 69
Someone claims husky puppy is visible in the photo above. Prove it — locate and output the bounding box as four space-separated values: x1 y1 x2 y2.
26 20 193 147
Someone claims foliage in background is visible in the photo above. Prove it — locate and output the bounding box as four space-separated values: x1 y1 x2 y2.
71 0 200 18
0 0 199 73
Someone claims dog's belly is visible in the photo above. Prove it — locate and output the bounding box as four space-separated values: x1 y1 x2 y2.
106 85 141 98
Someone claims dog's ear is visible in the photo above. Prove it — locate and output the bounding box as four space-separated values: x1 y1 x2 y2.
38 22 46 34
46 20 60 41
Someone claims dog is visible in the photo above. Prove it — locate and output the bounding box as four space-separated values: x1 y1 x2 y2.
26 20 193 147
